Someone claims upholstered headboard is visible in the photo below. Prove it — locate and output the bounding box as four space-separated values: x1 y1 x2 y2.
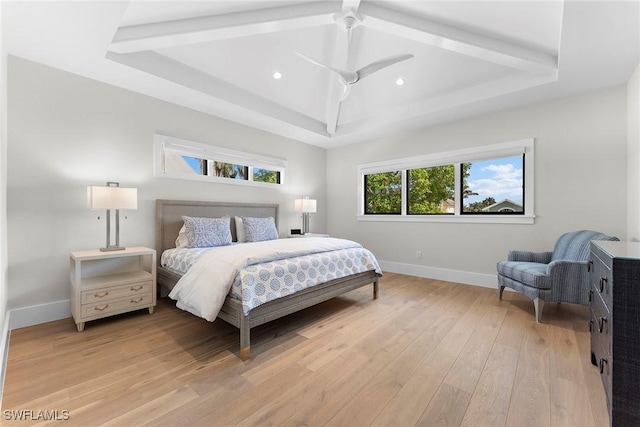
155 199 279 266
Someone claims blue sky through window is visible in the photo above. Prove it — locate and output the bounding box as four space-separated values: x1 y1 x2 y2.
183 156 202 173
464 155 523 205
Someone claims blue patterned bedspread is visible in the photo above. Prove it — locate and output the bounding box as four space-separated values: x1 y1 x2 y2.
162 239 382 317
231 247 381 315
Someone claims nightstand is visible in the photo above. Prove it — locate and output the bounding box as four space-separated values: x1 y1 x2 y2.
70 246 156 332
288 233 330 238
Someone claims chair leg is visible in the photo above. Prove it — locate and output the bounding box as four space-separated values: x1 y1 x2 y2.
533 298 545 322
498 285 505 300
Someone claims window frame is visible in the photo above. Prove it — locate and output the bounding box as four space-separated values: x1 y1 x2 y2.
154 134 286 187
357 139 534 224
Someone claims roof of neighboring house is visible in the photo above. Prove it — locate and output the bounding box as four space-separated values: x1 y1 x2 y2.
482 199 523 212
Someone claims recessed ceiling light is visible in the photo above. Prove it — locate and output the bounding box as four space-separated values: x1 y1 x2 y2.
396 78 405 86
273 72 282 80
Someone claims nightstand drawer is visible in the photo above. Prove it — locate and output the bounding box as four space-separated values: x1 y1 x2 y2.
81 281 153 304
81 293 153 318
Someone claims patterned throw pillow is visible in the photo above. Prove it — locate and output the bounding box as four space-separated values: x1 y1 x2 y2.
181 215 232 248
241 216 279 242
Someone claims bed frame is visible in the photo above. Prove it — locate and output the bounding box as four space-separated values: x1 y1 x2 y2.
155 199 379 360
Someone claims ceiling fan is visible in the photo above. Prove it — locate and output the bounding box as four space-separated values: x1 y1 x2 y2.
295 12 414 135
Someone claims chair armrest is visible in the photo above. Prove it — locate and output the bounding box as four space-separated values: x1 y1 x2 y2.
507 251 552 263
547 259 590 283
547 260 591 303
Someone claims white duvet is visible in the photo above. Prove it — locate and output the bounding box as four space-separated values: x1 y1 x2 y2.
168 237 366 321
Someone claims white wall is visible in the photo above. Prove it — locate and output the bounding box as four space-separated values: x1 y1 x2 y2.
6 56 327 310
327 86 628 284
0 0 9 398
628 63 640 241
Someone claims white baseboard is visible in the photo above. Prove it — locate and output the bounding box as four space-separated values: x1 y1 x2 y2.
8 299 71 330
378 260 498 289
0 300 71 404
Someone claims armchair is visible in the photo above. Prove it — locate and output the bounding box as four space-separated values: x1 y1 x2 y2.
497 230 618 322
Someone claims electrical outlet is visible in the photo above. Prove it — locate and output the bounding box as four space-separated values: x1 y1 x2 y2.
416 250 422 259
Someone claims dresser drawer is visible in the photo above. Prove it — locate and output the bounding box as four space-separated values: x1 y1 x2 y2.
81 293 153 319
81 281 153 304
590 297 611 357
590 252 612 309
590 307 612 415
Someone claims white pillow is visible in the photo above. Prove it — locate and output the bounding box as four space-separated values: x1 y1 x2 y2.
235 216 246 243
175 225 188 248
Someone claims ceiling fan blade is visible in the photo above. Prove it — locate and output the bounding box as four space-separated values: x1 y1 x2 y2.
356 53 414 82
326 83 347 135
295 51 358 84
324 19 354 136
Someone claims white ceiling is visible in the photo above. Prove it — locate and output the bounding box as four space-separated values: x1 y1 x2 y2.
4 1 639 148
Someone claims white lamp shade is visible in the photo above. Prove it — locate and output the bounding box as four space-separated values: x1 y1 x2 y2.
87 186 138 210
294 198 317 213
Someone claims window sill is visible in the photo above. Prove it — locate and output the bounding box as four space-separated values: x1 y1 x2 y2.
356 214 535 224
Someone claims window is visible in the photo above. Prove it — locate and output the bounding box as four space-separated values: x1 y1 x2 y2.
357 139 534 224
154 134 286 186
164 154 207 176
252 167 281 184
364 171 402 214
211 162 247 180
407 165 455 214
461 155 524 214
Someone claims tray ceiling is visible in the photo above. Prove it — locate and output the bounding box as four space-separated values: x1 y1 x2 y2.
5 1 640 148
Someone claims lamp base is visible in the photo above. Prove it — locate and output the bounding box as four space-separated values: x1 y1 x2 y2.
100 246 126 252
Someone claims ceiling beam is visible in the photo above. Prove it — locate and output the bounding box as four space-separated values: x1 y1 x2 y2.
342 0 362 11
110 2 341 54
106 50 329 136
358 2 558 75
337 72 559 138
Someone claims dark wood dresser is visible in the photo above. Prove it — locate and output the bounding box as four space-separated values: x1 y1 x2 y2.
589 241 640 426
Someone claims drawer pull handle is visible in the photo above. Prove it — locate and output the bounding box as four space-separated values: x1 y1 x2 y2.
588 289 593 302
589 319 594 332
599 277 607 293
599 358 608 374
94 291 109 298
598 317 607 333
130 286 143 291
130 297 143 304
588 260 593 272
94 304 109 311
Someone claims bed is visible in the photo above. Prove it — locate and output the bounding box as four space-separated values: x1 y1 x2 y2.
155 199 381 360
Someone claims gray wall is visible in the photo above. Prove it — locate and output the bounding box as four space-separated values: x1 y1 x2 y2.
1 2 7 335
628 63 640 241
326 86 628 279
6 56 327 309
5 53 636 311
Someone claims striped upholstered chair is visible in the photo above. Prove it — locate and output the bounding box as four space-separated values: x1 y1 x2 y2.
497 230 618 322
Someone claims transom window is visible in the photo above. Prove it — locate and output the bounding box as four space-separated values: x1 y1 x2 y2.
358 139 534 224
154 134 285 186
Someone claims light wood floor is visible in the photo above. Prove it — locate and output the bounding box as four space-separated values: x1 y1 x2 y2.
2 273 608 426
